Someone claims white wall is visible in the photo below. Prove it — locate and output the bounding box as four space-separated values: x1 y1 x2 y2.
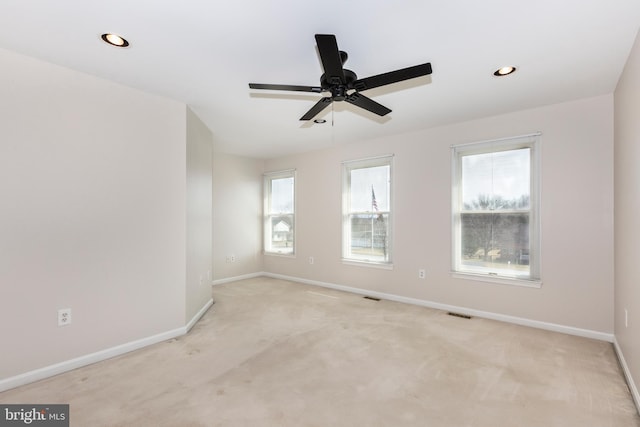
265 94 614 335
186 108 213 322
0 38 622 391
212 152 263 280
614 29 640 407
0 48 187 379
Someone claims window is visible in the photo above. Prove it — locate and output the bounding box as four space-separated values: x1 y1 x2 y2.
264 170 295 255
342 155 393 266
452 134 540 284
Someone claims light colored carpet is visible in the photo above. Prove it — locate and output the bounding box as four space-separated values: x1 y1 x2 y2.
1 276 638 426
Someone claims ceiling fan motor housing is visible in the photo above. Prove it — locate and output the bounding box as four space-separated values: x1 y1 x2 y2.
321 69 357 101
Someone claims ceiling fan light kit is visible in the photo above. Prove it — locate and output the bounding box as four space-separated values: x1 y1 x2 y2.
249 34 432 121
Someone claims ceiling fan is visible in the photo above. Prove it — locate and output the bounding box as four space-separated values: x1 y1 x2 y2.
249 34 432 121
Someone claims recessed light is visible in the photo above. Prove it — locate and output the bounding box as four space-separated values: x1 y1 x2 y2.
314 119 327 124
101 33 129 48
494 66 516 76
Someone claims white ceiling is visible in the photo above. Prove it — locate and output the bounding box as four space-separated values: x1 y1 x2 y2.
1 1 639 159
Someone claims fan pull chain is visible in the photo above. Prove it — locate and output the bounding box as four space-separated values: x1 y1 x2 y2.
331 102 334 127
331 102 335 145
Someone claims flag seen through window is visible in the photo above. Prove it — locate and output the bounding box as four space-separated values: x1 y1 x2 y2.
343 156 393 265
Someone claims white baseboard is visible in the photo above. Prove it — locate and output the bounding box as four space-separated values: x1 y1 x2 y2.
212 272 264 286
614 338 640 415
262 272 615 343
186 298 214 332
0 298 213 393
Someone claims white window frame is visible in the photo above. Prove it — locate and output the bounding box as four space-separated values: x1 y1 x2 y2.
342 155 393 268
264 169 296 256
451 133 541 287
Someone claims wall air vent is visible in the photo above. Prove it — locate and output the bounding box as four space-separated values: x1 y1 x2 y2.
447 312 472 319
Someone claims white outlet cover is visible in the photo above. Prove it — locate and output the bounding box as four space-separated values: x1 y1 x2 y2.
58 308 72 326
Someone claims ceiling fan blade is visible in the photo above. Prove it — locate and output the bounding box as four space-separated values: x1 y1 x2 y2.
249 83 323 93
315 34 346 85
300 97 333 121
345 93 391 116
352 63 432 91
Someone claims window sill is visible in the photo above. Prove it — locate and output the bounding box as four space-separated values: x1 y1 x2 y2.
342 259 394 270
451 271 542 288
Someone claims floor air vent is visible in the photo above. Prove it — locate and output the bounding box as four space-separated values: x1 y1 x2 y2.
447 312 472 319
363 296 381 301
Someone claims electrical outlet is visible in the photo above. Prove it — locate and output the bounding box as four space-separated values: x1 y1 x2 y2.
309 256 314 265
230 254 236 263
418 269 426 279
58 308 72 326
